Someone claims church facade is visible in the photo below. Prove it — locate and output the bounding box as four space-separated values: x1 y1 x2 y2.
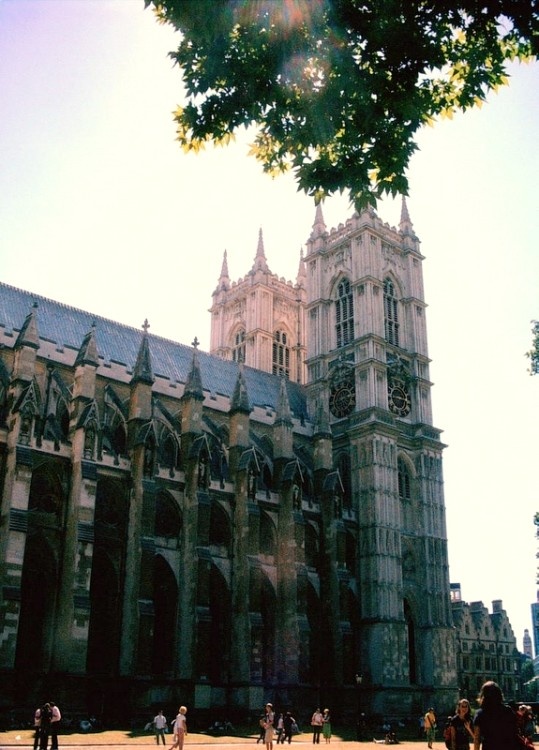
0 203 457 725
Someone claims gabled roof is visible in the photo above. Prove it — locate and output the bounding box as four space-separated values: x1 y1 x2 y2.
0 282 309 421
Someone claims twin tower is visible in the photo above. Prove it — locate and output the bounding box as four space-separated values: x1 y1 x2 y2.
210 201 458 713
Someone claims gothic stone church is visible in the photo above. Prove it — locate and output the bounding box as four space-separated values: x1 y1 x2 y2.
0 202 458 725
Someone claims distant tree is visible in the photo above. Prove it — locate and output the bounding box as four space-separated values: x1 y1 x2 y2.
522 659 535 683
145 0 537 209
527 320 539 375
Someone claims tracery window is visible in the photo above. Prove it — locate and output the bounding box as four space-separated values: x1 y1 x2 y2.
383 278 400 346
232 329 245 363
335 278 354 348
272 330 290 378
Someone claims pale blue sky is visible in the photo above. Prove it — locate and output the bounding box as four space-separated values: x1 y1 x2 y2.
1 0 538 651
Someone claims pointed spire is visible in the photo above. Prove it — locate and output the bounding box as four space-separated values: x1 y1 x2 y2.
75 322 99 367
217 249 230 291
399 196 414 235
296 247 306 285
275 374 292 425
311 202 327 239
230 362 251 414
15 302 39 350
131 319 154 385
182 337 204 400
313 401 331 437
251 228 269 272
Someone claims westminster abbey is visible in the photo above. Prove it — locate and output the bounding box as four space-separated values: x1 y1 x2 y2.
0 202 458 725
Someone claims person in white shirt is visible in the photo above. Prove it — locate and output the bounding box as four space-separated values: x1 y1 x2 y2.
153 710 168 746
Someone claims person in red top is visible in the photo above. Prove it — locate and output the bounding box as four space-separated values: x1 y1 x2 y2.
311 709 323 745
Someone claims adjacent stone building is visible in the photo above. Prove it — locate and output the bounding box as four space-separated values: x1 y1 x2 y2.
450 584 522 702
0 203 458 724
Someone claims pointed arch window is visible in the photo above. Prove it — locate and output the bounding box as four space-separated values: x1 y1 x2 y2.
232 329 245 363
272 330 290 378
335 278 354 348
384 278 400 346
398 458 411 501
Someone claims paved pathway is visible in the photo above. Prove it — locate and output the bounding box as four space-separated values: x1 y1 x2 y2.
0 734 432 750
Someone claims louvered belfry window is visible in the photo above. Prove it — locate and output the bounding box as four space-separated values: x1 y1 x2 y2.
383 278 399 346
336 279 354 348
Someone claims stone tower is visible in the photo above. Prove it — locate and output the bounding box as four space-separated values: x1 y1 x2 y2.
303 200 457 715
209 229 307 383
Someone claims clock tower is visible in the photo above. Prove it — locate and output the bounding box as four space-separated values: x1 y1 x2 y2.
304 200 456 713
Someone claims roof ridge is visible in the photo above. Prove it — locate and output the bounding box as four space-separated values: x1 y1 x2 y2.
0 281 189 349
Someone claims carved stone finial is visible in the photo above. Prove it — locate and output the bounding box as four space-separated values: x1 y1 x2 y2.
192 336 199 350
142 319 150 334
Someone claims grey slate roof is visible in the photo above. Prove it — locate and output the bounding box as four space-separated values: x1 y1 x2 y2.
0 282 309 422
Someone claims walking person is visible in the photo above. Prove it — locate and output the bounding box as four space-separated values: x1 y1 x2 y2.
38 703 53 750
473 680 520 750
172 706 187 750
264 703 275 750
322 709 331 743
154 710 168 746
276 713 284 744
33 706 42 750
424 707 437 749
257 713 266 744
281 712 296 744
311 708 323 744
449 699 474 750
49 702 61 750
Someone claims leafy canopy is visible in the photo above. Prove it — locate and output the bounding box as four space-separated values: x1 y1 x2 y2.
527 320 539 375
145 0 537 209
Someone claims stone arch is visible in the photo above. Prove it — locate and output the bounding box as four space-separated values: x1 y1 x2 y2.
249 566 277 683
152 554 178 676
87 477 129 676
102 387 128 458
27 461 65 520
259 510 277 557
155 490 182 546
196 564 232 687
158 427 181 475
13 379 41 445
15 533 57 673
87 549 122 675
209 501 231 556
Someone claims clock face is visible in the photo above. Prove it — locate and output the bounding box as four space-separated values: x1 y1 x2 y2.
329 384 355 418
388 378 411 417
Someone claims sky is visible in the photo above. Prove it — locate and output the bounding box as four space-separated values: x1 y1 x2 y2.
1 1 538 653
